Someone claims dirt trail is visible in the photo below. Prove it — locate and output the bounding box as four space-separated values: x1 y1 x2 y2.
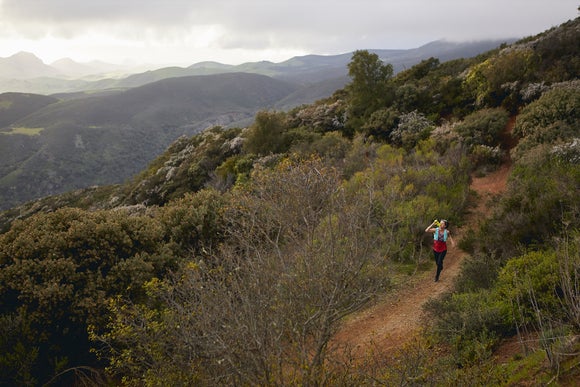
331 166 510 359
331 119 515 360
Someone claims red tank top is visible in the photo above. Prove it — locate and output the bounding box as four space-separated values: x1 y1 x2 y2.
433 228 448 252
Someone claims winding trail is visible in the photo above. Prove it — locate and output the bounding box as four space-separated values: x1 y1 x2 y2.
331 118 516 361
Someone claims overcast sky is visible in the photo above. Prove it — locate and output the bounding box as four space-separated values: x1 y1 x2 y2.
0 0 577 68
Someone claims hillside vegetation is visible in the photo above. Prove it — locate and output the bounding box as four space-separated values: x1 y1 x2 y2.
0 73 298 210
0 17 578 386
0 41 510 212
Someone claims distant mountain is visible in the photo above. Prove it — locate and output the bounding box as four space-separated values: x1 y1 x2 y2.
273 76 350 110
374 40 517 70
50 58 132 78
50 58 100 78
0 72 298 210
113 39 514 87
0 52 62 79
0 39 513 94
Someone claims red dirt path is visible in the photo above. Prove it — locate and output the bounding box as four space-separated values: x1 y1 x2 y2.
331 119 515 361
331 165 510 359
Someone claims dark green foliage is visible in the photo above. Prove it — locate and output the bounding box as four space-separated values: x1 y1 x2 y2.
288 130 352 164
243 110 291 155
345 50 394 121
454 253 503 292
359 107 399 141
475 152 579 260
424 290 509 366
394 57 441 114
0 313 39 385
453 107 510 169
0 208 174 385
513 84 580 159
394 57 475 120
531 18 580 82
401 57 441 80
455 108 510 148
157 188 226 255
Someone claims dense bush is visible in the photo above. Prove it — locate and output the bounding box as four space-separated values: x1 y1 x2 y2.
513 84 580 160
243 110 291 155
289 130 352 163
359 107 400 141
532 18 580 82
394 56 474 120
474 149 579 260
424 289 510 366
454 253 503 292
464 47 537 108
389 110 434 150
497 250 564 325
454 107 510 149
0 208 174 385
157 188 227 255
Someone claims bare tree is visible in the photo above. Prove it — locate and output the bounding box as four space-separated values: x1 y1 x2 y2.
189 156 391 384
93 156 392 385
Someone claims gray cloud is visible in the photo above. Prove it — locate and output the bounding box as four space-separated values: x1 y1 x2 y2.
1 0 196 24
0 0 577 65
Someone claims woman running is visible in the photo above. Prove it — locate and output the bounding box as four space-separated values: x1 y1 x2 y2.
425 219 455 282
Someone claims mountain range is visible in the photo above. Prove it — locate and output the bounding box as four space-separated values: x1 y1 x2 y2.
0 39 513 210
0 39 512 95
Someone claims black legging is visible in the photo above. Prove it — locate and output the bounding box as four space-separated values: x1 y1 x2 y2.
433 249 447 281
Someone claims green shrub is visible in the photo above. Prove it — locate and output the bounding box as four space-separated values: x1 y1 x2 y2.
157 188 227 255
359 107 399 141
464 48 537 107
290 130 351 162
474 147 579 260
497 250 563 325
469 145 504 169
243 110 291 155
454 107 510 149
389 110 434 150
215 154 255 188
454 253 503 292
513 85 580 160
424 290 510 366
0 208 172 385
